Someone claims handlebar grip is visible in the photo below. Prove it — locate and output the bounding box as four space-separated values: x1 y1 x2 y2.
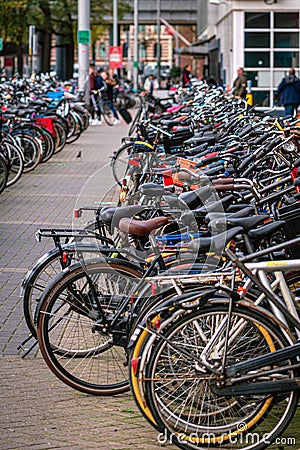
213 177 234 185
252 132 270 145
238 154 255 171
214 184 234 191
238 124 253 138
264 136 282 152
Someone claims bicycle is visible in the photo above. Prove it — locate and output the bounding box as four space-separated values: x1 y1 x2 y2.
128 235 300 449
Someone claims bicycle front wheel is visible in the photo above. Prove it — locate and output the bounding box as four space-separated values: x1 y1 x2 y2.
37 259 143 395
144 304 299 450
102 101 114 126
111 142 134 186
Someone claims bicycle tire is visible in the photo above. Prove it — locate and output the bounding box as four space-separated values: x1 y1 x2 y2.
37 259 143 395
40 128 56 163
1 141 24 187
53 121 68 153
111 142 134 186
0 152 9 194
144 304 299 450
66 110 83 144
12 132 42 172
102 101 114 126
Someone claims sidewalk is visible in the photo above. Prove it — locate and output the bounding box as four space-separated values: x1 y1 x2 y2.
0 121 176 450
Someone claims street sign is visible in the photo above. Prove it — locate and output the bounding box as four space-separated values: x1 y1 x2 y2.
109 46 122 69
0 38 2 51
77 29 90 45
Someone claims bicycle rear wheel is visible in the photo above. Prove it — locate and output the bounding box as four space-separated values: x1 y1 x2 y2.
37 259 143 395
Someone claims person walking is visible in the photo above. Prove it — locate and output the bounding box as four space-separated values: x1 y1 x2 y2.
275 68 300 117
143 74 159 96
181 64 191 87
89 65 102 125
232 67 247 99
103 71 121 125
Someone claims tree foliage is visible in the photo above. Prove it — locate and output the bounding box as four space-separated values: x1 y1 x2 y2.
0 0 131 77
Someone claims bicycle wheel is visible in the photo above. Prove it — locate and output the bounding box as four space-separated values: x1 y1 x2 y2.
102 101 114 126
1 141 24 187
37 259 143 395
111 142 134 186
40 128 56 163
66 111 83 144
53 121 68 153
0 152 9 194
144 304 299 450
12 132 42 172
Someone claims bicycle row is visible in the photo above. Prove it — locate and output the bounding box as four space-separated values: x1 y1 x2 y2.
0 74 90 194
19 80 300 449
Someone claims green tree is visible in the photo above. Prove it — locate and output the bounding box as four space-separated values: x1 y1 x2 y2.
0 0 131 78
0 0 29 74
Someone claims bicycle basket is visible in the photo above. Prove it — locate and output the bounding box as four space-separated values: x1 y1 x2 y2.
278 201 300 257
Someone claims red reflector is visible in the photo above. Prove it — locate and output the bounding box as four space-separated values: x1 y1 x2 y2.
74 209 80 218
151 282 157 296
62 251 67 263
130 293 135 303
129 158 140 167
122 179 127 186
131 358 139 376
155 319 161 330
237 286 247 295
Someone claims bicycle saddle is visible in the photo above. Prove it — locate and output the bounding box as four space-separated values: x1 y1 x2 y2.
118 216 168 236
100 205 145 233
188 226 244 253
248 220 285 242
178 185 218 210
210 215 269 233
205 206 256 223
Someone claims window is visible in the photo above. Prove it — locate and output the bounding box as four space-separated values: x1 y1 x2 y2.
246 71 270 88
245 52 270 67
274 51 299 68
245 13 270 29
274 33 299 48
99 43 106 58
243 11 300 107
274 13 299 29
245 32 270 48
252 91 270 107
138 43 146 59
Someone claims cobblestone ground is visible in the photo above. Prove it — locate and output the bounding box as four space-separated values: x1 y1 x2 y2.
0 121 176 450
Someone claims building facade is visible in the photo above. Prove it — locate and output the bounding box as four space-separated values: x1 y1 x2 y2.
209 0 300 107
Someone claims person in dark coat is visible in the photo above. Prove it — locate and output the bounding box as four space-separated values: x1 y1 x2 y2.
181 64 191 87
275 68 300 117
232 67 247 99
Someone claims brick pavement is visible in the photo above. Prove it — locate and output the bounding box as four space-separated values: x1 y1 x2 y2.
0 121 177 450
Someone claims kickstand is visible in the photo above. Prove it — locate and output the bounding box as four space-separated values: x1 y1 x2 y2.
17 334 39 358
